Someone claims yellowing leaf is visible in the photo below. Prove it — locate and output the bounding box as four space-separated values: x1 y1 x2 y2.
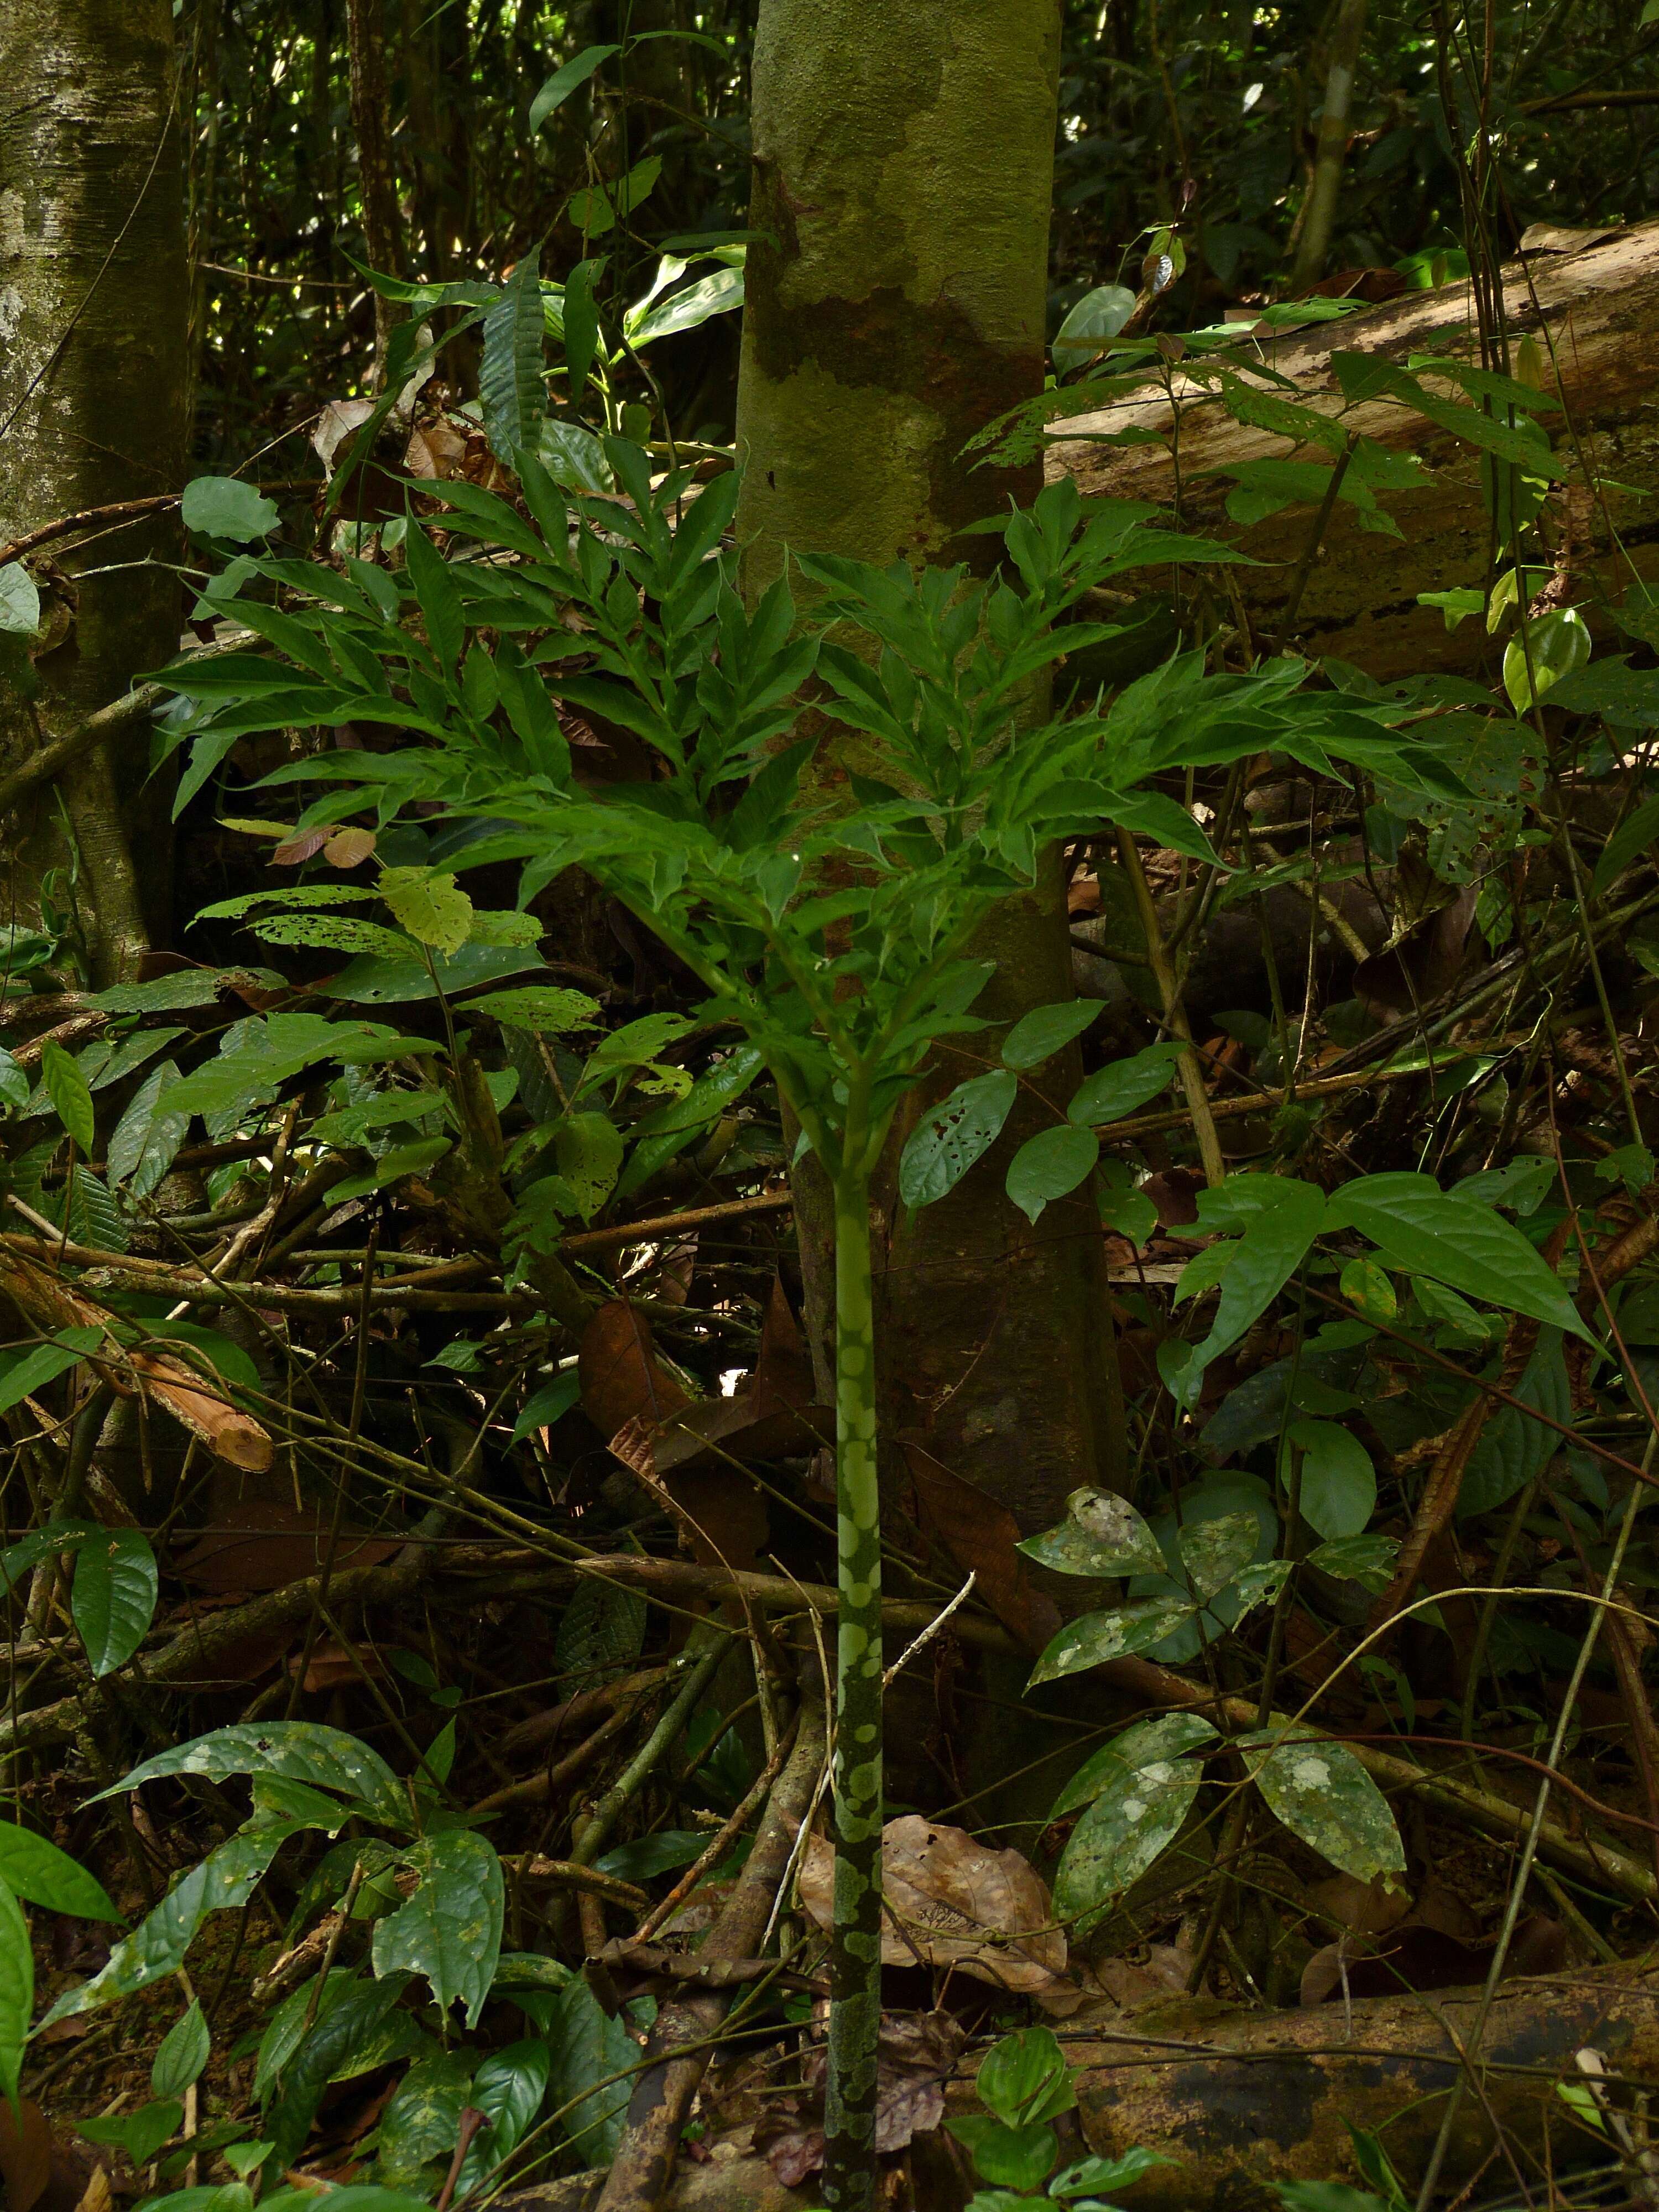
380 868 474 956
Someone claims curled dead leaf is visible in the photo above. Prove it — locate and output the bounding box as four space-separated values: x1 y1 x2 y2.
799 1817 1066 1992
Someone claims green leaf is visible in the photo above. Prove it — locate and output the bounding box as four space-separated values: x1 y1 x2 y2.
1066 1040 1185 1126
1053 1714 1217 1928
153 2000 211 2097
98 1721 408 1825
249 913 416 958
376 2048 473 2188
1169 1176 1327 1397
1591 792 1659 896
1322 1172 1592 1342
1019 1486 1166 1579
899 1069 1018 1207
510 1372 582 1442
380 868 474 956
71 1528 159 1676
482 250 548 465
1051 2149 1172 2201
1052 284 1139 370
79 2099 183 2166
0 1331 103 1417
0 1821 118 1921
370 1831 504 2027
264 1976 413 2167
547 1977 637 2166
1005 1124 1099 1224
554 1111 624 1220
469 985 601 1032
594 1831 706 1880
1240 1727 1406 1883
1027 1594 1198 1685
975 2027 1076 2127
181 477 280 542
538 415 613 492
1339 1256 1396 1325
1276 2188 1395 2212
0 564 41 636
948 2117 1058 2191
1001 999 1102 1071
1307 1533 1398 1591
107 1060 191 1197
1458 1331 1571 1517
0 1051 28 1113
1289 1421 1376 1539
627 264 745 348
0 1875 30 2109
453 2038 550 2197
40 1037 95 1152
528 44 618 130
1503 607 1590 714
1176 1510 1260 1601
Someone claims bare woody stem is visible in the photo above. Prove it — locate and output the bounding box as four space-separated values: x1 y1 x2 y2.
1115 826 1227 1186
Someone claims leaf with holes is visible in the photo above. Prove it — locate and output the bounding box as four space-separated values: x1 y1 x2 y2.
97 1721 407 1825
1176 1511 1260 1602
1240 1728 1405 1883
371 1831 503 2027
71 1530 158 1677
554 1112 624 1220
1018 1487 1166 1579
899 1070 1018 1208
249 913 416 958
1054 1715 1217 1928
469 986 602 1032
380 869 474 957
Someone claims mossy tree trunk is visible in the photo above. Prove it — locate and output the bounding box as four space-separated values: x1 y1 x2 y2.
0 0 190 984
734 0 1121 1562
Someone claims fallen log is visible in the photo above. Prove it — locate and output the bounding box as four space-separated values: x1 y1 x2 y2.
1050 219 1659 680
1057 1961 1659 2210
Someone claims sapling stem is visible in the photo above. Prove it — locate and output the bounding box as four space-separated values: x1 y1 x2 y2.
821 1145 884 2212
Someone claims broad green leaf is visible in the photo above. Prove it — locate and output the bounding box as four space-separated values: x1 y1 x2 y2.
899 1069 1018 1207
453 2038 550 2196
1051 2150 1172 2201
107 1060 191 1197
180 477 279 542
547 1977 636 2166
40 1037 95 1152
1308 1533 1399 1592
1240 1728 1406 1883
1458 1331 1570 1517
78 2099 182 2165
1339 1256 1396 1324
1027 1595 1198 1686
0 1821 118 1921
1000 999 1101 1070
1289 1421 1376 1540
1018 1486 1166 1579
1412 1275 1494 1340
594 1831 706 1881
1051 1711 1218 1819
481 252 547 464
249 913 415 958
627 264 745 348
72 1528 158 1676
468 985 601 1031
0 1051 28 1112
0 563 40 636
974 2027 1076 2128
377 2048 473 2188
380 868 473 956
1005 1125 1099 1224
0 1875 30 2108
538 417 613 493
99 1721 407 1825
1169 1176 1326 1397
1066 1040 1185 1126
1322 1172 1592 1342
510 1372 582 1442
265 1976 413 2167
1503 607 1590 714
370 1831 504 2027
0 1331 103 1418
528 44 618 131
554 1111 624 1220
153 2001 211 2097
555 1575 646 1674
1054 1714 1217 1928
1052 284 1138 370
1176 1510 1259 1601
946 2116 1057 2192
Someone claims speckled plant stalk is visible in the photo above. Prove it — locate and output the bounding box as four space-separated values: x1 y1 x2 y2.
823 1109 884 2211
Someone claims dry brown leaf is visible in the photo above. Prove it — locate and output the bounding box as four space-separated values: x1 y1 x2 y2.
1306 1870 1412 1938
173 1499 397 1594
580 1301 690 1441
0 2100 54 2212
902 1442 1060 1653
800 1817 1066 1992
323 827 376 868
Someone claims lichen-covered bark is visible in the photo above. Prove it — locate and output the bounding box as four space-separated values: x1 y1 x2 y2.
735 0 1121 1562
0 0 189 980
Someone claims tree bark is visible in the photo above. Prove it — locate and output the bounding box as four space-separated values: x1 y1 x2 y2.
734 0 1124 1573
1054 218 1659 680
0 0 190 983
345 0 407 369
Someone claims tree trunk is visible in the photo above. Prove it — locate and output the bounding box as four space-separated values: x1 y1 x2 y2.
345 0 407 368
1053 218 1659 680
734 0 1124 1574
0 0 190 984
